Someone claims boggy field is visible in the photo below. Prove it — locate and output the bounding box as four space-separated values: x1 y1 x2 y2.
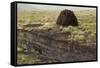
17 9 97 65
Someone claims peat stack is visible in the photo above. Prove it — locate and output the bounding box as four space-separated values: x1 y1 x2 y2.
56 9 78 27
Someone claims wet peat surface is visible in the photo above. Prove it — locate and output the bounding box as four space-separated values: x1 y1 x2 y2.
17 27 97 64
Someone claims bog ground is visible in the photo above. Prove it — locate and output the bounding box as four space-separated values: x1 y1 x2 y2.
17 7 96 65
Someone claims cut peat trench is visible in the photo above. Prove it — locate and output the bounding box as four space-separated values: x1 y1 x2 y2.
17 29 96 62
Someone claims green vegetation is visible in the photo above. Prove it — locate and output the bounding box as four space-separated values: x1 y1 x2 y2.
17 53 41 64
17 9 96 64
